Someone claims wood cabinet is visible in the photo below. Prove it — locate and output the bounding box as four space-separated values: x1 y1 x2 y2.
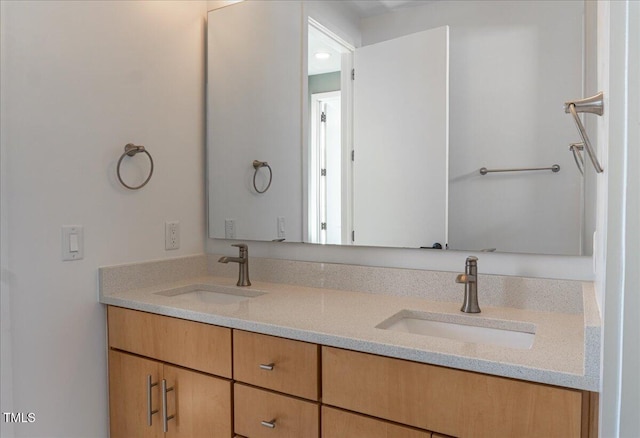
107 306 596 438
107 307 233 438
322 346 584 438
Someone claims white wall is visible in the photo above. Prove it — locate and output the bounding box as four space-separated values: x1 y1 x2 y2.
597 1 640 436
359 1 585 255
0 2 207 437
304 1 362 48
207 1 303 242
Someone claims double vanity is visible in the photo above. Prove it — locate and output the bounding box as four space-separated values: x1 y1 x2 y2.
100 253 600 437
99 2 601 436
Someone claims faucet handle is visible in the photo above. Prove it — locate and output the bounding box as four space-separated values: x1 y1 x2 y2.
231 243 248 257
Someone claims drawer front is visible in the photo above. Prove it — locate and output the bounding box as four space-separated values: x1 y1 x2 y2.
322 406 431 438
108 306 232 378
322 346 583 438
233 330 319 400
234 383 319 438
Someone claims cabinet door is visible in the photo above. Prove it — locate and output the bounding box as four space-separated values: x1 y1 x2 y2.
109 350 163 438
163 365 232 438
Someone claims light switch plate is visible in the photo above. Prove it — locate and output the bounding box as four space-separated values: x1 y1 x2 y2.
62 225 84 261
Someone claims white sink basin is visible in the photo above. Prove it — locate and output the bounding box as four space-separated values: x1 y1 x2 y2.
154 284 266 305
377 310 535 349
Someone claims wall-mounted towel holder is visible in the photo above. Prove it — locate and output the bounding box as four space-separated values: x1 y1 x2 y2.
564 92 604 173
569 142 585 175
116 143 154 190
252 160 272 193
479 165 560 175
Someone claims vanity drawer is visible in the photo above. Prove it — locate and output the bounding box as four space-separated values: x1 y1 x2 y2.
233 330 319 400
234 383 319 438
107 306 232 378
322 406 431 438
322 346 583 438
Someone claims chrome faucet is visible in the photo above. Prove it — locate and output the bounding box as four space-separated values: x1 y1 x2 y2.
218 243 251 286
456 256 480 313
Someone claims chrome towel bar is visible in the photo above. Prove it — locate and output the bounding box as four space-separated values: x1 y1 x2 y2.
479 164 560 175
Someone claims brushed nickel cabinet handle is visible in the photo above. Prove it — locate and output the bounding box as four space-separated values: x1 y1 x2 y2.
261 419 276 428
259 363 275 371
161 379 175 433
146 375 159 426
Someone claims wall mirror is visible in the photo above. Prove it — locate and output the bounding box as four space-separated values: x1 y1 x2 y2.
207 0 595 256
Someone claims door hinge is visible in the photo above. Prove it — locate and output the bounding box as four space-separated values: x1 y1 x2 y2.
321 222 327 230
321 168 326 176
351 68 355 80
352 230 355 241
321 111 326 123
351 150 355 161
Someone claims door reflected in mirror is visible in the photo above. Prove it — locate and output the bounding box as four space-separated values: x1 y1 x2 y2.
309 90 342 245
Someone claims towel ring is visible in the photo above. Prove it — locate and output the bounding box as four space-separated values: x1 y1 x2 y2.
252 160 272 193
117 143 154 190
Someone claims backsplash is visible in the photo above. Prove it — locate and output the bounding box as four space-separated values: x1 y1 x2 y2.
100 254 586 314
99 255 208 295
209 254 585 314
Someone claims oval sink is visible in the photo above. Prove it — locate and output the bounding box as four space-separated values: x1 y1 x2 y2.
377 310 535 349
154 284 266 305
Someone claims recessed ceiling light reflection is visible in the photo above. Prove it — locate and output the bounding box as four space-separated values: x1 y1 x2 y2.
315 52 331 60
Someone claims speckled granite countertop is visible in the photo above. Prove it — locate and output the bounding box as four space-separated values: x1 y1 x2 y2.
98 255 600 392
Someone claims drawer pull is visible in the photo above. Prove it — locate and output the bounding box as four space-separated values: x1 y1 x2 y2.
146 375 159 426
259 362 275 371
161 379 175 433
261 419 277 428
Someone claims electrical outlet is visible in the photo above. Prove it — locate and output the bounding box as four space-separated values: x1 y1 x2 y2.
225 219 236 239
165 221 180 250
